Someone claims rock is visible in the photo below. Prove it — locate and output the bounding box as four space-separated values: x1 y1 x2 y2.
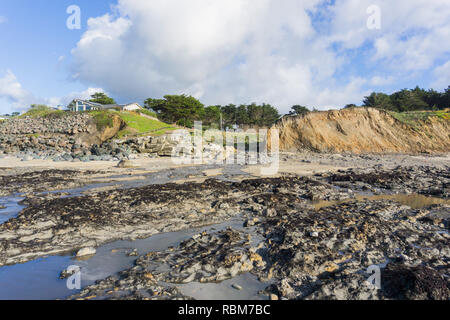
76 247 96 257
128 249 138 257
232 284 243 290
270 294 279 300
263 208 277 218
60 268 77 279
244 218 259 227
381 263 449 300
117 160 134 168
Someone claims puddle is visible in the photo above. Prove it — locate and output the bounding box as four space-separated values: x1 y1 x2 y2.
0 217 247 300
179 273 270 300
0 196 24 224
313 193 450 210
41 164 250 199
0 164 254 300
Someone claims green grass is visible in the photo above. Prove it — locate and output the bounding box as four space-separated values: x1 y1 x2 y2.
116 111 176 138
87 110 115 131
20 105 66 119
150 127 179 136
136 108 159 118
390 110 450 130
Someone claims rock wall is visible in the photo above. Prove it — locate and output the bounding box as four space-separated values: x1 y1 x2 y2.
0 113 128 161
0 114 92 135
0 131 233 163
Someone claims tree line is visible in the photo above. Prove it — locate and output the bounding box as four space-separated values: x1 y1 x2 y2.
351 86 450 112
144 95 280 128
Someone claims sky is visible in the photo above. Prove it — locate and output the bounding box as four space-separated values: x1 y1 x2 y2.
0 0 449 115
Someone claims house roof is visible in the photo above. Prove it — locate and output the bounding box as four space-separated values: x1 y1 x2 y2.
69 99 142 109
70 99 104 107
97 103 142 109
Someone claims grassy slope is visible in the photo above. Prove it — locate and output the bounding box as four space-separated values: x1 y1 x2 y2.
16 106 175 137
389 110 450 130
86 110 176 137
19 106 66 118
115 111 176 138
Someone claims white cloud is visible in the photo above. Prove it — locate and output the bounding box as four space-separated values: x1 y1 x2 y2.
0 70 106 114
431 61 450 90
69 0 450 113
328 0 450 72
0 70 34 113
57 87 107 106
38 87 108 109
71 0 359 112
369 76 395 87
0 16 7 24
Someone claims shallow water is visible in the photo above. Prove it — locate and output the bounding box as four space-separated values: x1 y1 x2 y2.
179 273 270 300
0 196 24 224
43 164 250 198
313 193 449 210
0 216 259 300
0 164 260 300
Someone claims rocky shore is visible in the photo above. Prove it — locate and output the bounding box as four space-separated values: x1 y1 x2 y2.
0 114 235 163
0 131 234 164
0 157 448 300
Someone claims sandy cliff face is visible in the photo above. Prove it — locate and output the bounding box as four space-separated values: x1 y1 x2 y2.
270 108 450 154
74 114 124 146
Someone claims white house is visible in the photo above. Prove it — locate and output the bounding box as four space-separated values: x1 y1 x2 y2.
121 103 142 111
67 99 143 112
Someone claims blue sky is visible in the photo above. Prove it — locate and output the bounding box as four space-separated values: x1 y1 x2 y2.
0 0 449 114
0 1 111 104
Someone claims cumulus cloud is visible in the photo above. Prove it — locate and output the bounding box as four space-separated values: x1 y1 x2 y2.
71 0 354 111
0 70 34 113
0 70 106 114
328 0 450 71
57 87 107 106
69 0 450 112
431 61 450 90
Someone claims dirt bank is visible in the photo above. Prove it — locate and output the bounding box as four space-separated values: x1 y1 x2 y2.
271 108 450 154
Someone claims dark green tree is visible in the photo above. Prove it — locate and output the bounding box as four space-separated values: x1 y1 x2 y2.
220 104 238 128
236 105 250 125
363 92 395 110
289 105 310 115
90 92 116 105
203 105 222 127
443 86 450 108
390 89 429 112
259 103 280 126
144 95 205 127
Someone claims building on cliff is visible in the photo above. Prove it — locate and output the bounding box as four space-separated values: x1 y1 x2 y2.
67 99 143 112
